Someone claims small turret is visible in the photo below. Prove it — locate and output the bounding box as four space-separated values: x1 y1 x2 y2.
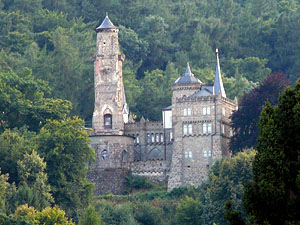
214 49 226 98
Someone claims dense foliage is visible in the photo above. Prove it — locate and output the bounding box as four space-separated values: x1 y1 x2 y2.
1 0 299 121
243 79 300 224
230 73 290 153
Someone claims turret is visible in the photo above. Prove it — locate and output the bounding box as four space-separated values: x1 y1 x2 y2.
172 63 202 103
92 15 127 135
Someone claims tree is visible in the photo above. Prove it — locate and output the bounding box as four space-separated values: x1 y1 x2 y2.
230 73 290 154
224 201 247 225
79 206 102 225
243 78 300 224
175 196 203 225
0 69 71 133
0 128 36 184
37 117 95 218
0 170 9 214
200 150 255 225
16 150 53 210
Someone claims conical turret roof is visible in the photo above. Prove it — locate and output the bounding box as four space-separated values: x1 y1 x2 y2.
96 15 116 32
174 63 202 85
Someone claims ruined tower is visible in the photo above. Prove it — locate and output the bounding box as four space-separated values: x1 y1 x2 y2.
92 15 128 135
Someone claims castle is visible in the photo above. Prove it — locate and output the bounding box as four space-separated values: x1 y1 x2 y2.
88 16 238 195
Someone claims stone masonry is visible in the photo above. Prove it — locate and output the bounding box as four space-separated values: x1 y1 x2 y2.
88 16 238 195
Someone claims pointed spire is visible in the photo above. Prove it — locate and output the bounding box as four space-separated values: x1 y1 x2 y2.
214 48 226 98
95 14 116 32
184 62 192 76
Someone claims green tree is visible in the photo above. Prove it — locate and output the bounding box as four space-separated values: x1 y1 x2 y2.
175 196 203 225
16 150 53 210
37 117 95 218
79 206 102 225
243 79 300 224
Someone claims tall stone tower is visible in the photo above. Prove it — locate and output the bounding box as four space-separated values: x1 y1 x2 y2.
92 15 128 135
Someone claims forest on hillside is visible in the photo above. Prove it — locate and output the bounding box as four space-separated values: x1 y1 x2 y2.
1 0 300 224
1 0 300 121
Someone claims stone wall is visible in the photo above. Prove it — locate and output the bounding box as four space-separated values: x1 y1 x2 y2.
131 159 170 184
88 168 130 195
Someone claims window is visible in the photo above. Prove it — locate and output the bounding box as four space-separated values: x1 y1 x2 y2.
185 151 188 158
156 133 159 142
222 124 225 134
187 108 191 116
203 106 210 115
208 123 212 134
136 134 140 144
183 108 187 116
151 133 155 142
104 114 112 129
185 151 193 159
207 107 210 115
188 124 192 134
208 150 212 157
203 123 207 134
170 132 173 141
160 133 164 142
147 134 150 143
102 150 108 161
122 150 127 161
183 124 188 135
203 150 207 157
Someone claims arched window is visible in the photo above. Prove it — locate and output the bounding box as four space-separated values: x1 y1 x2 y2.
102 150 108 161
104 114 112 129
122 150 127 161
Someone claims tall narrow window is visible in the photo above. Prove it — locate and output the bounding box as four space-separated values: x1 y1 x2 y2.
189 151 192 158
183 108 187 116
203 123 207 134
122 150 127 161
104 114 112 129
170 132 173 141
156 133 159 142
136 134 140 144
208 150 212 157
207 107 211 115
160 133 164 142
151 133 155 142
203 107 207 115
183 124 188 135
222 124 225 134
188 124 193 134
203 150 208 157
184 151 188 158
187 108 191 116
102 150 108 161
147 134 151 143
208 123 212 134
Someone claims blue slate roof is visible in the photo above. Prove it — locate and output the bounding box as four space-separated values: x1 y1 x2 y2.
174 63 202 85
96 16 116 31
191 85 214 97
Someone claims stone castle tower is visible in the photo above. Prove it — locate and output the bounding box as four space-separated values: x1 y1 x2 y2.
88 16 238 195
92 15 128 135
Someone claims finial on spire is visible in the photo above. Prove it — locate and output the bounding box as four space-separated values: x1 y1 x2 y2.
106 12 108 17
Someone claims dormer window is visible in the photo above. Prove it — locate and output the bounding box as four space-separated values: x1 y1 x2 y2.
104 114 112 129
